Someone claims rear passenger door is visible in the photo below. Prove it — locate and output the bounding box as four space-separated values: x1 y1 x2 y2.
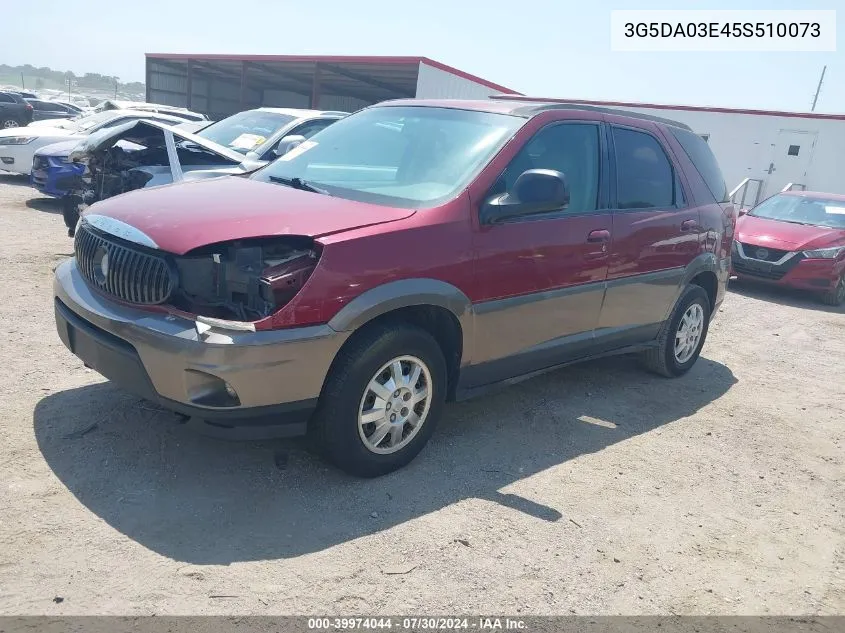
598 123 700 345
468 120 611 387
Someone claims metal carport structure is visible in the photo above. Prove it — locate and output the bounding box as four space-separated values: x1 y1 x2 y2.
145 54 520 120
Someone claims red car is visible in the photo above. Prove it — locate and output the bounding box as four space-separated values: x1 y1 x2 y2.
732 191 845 306
54 99 733 476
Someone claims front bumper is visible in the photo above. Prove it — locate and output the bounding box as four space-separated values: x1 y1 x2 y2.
731 247 843 292
31 160 82 197
53 259 349 430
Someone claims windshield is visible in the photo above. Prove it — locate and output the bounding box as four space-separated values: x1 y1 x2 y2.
750 194 845 229
251 106 523 209
197 110 296 154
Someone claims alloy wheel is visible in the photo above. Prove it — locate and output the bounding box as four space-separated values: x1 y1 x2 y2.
2 120 19 129
674 303 705 364
357 355 432 455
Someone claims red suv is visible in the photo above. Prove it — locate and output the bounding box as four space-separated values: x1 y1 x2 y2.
53 99 733 476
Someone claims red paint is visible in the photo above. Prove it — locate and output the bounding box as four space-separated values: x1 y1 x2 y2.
145 54 520 95
86 177 414 255
737 214 845 250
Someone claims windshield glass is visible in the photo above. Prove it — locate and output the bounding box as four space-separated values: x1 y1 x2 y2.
251 106 523 209
750 194 845 229
197 111 296 154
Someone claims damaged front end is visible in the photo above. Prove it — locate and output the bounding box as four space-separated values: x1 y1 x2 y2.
75 217 321 326
64 120 246 237
171 236 320 323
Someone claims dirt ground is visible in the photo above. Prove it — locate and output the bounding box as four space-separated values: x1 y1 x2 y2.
0 173 842 616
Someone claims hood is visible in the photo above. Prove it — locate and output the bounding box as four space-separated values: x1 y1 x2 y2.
35 140 79 158
69 119 245 163
736 214 845 250
82 176 415 255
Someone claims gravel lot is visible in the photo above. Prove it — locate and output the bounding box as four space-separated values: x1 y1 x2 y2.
0 173 842 616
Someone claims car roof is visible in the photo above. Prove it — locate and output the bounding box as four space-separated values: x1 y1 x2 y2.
375 98 693 131
255 107 348 118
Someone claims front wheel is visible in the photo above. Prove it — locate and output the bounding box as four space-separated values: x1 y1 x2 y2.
641 285 711 377
820 274 845 307
309 323 447 477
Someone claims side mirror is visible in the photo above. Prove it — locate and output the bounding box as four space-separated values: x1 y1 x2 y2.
481 169 570 225
273 134 307 158
738 208 749 216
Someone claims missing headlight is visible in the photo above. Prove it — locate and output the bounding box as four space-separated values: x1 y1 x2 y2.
172 237 319 321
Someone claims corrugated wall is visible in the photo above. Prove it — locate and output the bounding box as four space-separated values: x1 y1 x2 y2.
318 94 371 112
414 62 501 99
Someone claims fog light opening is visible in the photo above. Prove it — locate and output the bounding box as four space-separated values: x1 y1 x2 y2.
184 369 241 408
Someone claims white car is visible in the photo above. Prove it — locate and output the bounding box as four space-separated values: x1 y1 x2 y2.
194 107 347 161
0 109 192 175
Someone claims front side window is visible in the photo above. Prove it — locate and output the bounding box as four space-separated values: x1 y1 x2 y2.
490 123 601 214
750 194 845 229
261 118 337 160
613 127 675 209
252 106 524 209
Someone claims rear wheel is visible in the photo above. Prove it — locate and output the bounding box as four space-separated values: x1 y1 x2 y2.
309 323 447 477
641 285 711 377
1 118 21 129
820 274 845 306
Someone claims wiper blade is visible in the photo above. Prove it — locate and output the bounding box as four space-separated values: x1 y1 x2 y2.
268 175 331 196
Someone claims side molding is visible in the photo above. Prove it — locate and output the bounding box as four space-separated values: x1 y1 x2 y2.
327 278 475 364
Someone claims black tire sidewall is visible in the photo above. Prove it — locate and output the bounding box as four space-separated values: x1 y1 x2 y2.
316 325 447 477
664 286 711 375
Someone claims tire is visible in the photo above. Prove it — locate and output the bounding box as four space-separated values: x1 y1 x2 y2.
309 322 447 477
820 274 845 307
1 118 21 129
641 284 711 378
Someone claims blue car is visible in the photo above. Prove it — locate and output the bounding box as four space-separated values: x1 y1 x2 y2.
30 140 84 197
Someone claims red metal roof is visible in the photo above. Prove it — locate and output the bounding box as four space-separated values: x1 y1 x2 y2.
145 54 520 95
492 95 845 121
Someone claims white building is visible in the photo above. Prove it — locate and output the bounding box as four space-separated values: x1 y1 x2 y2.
511 97 845 205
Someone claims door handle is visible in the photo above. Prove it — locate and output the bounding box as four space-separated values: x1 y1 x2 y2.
587 229 611 243
681 219 699 232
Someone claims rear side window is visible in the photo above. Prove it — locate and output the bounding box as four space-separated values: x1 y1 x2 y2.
612 127 674 209
0 94 14 104
670 126 728 203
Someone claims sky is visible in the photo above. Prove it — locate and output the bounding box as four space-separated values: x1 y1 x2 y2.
2 0 842 113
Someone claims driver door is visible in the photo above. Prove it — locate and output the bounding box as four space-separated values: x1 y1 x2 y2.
467 120 611 387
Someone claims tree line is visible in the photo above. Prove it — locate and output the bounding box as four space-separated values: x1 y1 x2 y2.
1 64 145 93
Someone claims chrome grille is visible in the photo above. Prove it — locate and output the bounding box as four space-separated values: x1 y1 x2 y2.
74 224 174 304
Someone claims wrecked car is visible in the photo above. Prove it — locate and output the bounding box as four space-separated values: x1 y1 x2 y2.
59 119 272 236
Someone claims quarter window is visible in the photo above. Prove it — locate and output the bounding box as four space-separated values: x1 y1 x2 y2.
492 123 601 214
613 127 675 209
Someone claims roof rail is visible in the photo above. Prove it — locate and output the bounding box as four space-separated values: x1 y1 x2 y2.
489 94 693 131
